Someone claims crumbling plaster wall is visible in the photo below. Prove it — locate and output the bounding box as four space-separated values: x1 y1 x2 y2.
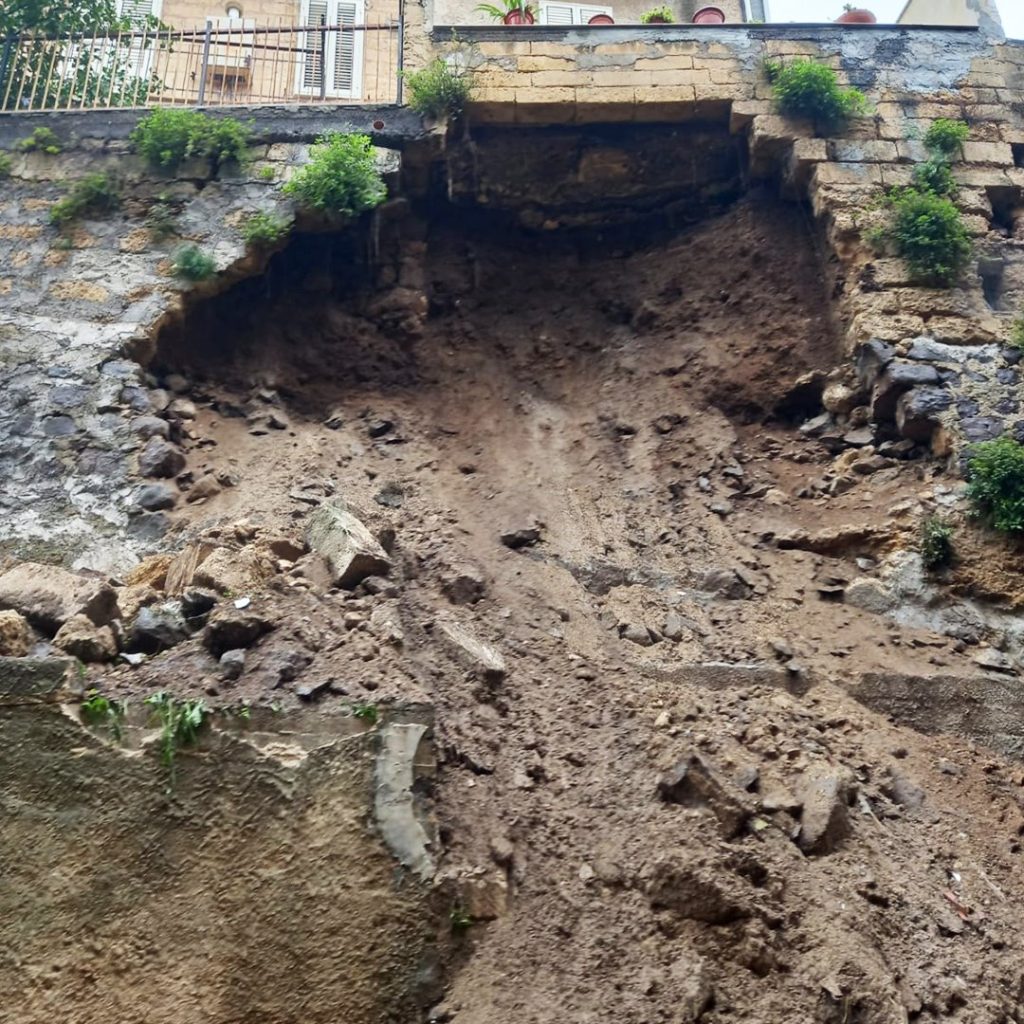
0 657 441 1024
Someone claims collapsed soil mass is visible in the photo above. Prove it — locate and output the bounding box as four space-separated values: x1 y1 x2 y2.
28 194 1024 1021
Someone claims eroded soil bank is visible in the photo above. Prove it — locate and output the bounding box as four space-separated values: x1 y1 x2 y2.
6 181 1024 1023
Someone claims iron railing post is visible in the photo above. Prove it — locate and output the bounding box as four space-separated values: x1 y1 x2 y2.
319 22 327 100
395 0 404 105
0 34 15 108
197 18 212 106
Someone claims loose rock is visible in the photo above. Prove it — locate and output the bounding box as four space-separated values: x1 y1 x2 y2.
53 614 117 662
0 609 33 656
306 502 392 589
138 436 187 479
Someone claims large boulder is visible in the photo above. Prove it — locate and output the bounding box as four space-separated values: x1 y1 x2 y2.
0 563 118 634
306 502 392 589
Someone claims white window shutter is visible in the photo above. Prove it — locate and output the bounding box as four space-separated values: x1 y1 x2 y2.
540 2 612 22
332 1 357 93
302 0 329 90
541 4 576 23
119 0 157 23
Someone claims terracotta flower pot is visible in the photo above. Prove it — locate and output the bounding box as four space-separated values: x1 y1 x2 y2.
503 8 535 22
692 5 725 22
836 8 876 22
587 13 614 23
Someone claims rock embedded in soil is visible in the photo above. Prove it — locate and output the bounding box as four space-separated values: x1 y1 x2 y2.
203 608 274 658
136 483 177 511
0 563 118 634
186 474 222 503
138 436 187 479
437 620 506 681
500 527 542 550
130 602 190 653
441 564 486 606
796 763 853 854
658 753 754 837
305 502 392 589
0 609 33 657
130 415 170 440
219 648 246 680
53 614 117 662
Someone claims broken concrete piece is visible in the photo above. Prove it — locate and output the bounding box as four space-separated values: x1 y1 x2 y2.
306 502 392 589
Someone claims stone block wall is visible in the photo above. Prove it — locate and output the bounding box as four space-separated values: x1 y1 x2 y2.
434 23 1024 452
0 658 440 1024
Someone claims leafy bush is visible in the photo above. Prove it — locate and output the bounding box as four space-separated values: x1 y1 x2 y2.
924 118 969 158
920 516 954 570
911 155 956 197
474 0 537 20
640 5 673 21
257 164 277 181
16 126 62 154
130 109 249 172
889 188 970 286
404 57 473 120
49 172 120 225
966 436 1024 532
0 153 10 177
283 133 386 216
241 210 292 247
766 59 868 131
172 244 216 281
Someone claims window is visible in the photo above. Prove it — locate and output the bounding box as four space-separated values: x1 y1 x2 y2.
539 2 612 23
297 0 364 99
118 0 162 23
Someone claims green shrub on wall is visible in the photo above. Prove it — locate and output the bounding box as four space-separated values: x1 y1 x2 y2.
889 189 971 286
923 118 969 158
241 210 292 248
49 172 120 225
283 133 386 216
766 59 868 132
403 57 473 120
966 437 1024 533
130 109 248 172
172 244 217 281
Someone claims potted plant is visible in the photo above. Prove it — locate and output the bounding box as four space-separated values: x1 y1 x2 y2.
640 5 673 23
587 12 615 23
836 4 876 22
476 0 537 23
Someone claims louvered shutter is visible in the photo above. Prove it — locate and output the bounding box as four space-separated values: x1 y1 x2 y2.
540 2 612 22
119 0 158 24
540 3 576 22
302 0 329 91
331 1 357 93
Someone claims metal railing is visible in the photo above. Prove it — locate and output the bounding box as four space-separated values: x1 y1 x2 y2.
0 19 401 112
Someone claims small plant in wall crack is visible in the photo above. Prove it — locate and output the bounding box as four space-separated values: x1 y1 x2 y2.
49 171 120 226
350 702 380 726
450 906 475 931
869 118 972 287
172 243 217 282
920 516 954 571
16 126 62 154
241 210 292 248
80 689 127 742
145 691 208 786
1010 316 1024 350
